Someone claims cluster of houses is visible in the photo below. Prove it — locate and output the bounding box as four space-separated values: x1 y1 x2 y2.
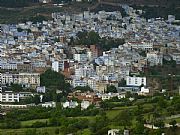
0 5 180 109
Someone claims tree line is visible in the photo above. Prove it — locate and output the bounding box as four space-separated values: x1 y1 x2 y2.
0 0 39 8
70 31 125 51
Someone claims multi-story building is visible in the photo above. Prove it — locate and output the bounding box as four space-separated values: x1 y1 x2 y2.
74 53 88 63
52 60 70 72
0 91 20 102
170 53 180 64
126 76 146 87
147 52 163 66
18 73 40 88
72 79 87 87
0 62 17 70
90 45 102 59
87 78 97 91
124 42 153 50
0 73 40 88
0 73 18 85
52 61 59 72
17 62 33 72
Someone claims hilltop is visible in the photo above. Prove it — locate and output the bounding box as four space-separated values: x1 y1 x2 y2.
100 0 180 7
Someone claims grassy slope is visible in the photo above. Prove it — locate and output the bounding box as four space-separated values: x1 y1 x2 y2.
0 5 63 24
0 102 179 135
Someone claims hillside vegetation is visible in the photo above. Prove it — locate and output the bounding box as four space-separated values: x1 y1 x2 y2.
101 0 180 7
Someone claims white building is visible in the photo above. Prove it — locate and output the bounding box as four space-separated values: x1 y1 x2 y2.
19 92 33 99
147 52 163 66
36 86 46 93
0 62 17 70
99 93 125 101
0 91 20 102
81 100 90 109
138 87 150 95
39 0 51 4
18 73 40 88
124 130 130 135
83 11 90 19
126 76 146 87
108 129 120 135
72 79 87 87
87 78 97 91
124 42 153 50
168 15 175 23
52 61 59 72
39 101 56 108
75 67 87 79
0 73 40 88
0 73 16 84
74 53 88 63
170 53 180 64
0 104 27 109
62 101 78 108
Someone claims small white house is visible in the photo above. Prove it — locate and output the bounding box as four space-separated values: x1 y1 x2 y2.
98 93 125 101
39 101 56 108
62 101 78 108
124 130 130 135
39 0 51 4
138 87 150 95
81 100 90 109
36 86 46 93
108 129 120 135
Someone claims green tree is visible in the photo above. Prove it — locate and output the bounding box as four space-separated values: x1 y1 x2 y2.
154 120 165 129
88 31 100 45
125 91 132 98
90 114 108 133
169 120 177 131
33 95 40 105
32 121 46 128
17 27 23 32
74 86 93 92
3 118 21 129
118 78 126 86
40 69 70 91
54 37 60 42
106 85 117 93
25 129 37 135
134 122 145 135
54 128 60 134
11 83 23 92
100 101 115 110
114 110 133 128
49 116 61 126
29 15 48 24
26 29 31 33
157 97 167 108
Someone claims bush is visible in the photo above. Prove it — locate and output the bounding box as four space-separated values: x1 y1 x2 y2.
2 119 21 129
54 128 60 134
31 121 47 128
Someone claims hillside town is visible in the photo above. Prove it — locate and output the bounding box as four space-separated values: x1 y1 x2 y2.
0 3 180 135
1 5 180 103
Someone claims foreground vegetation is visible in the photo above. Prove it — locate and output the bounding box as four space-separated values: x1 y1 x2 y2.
0 5 64 24
0 94 180 135
0 69 179 135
